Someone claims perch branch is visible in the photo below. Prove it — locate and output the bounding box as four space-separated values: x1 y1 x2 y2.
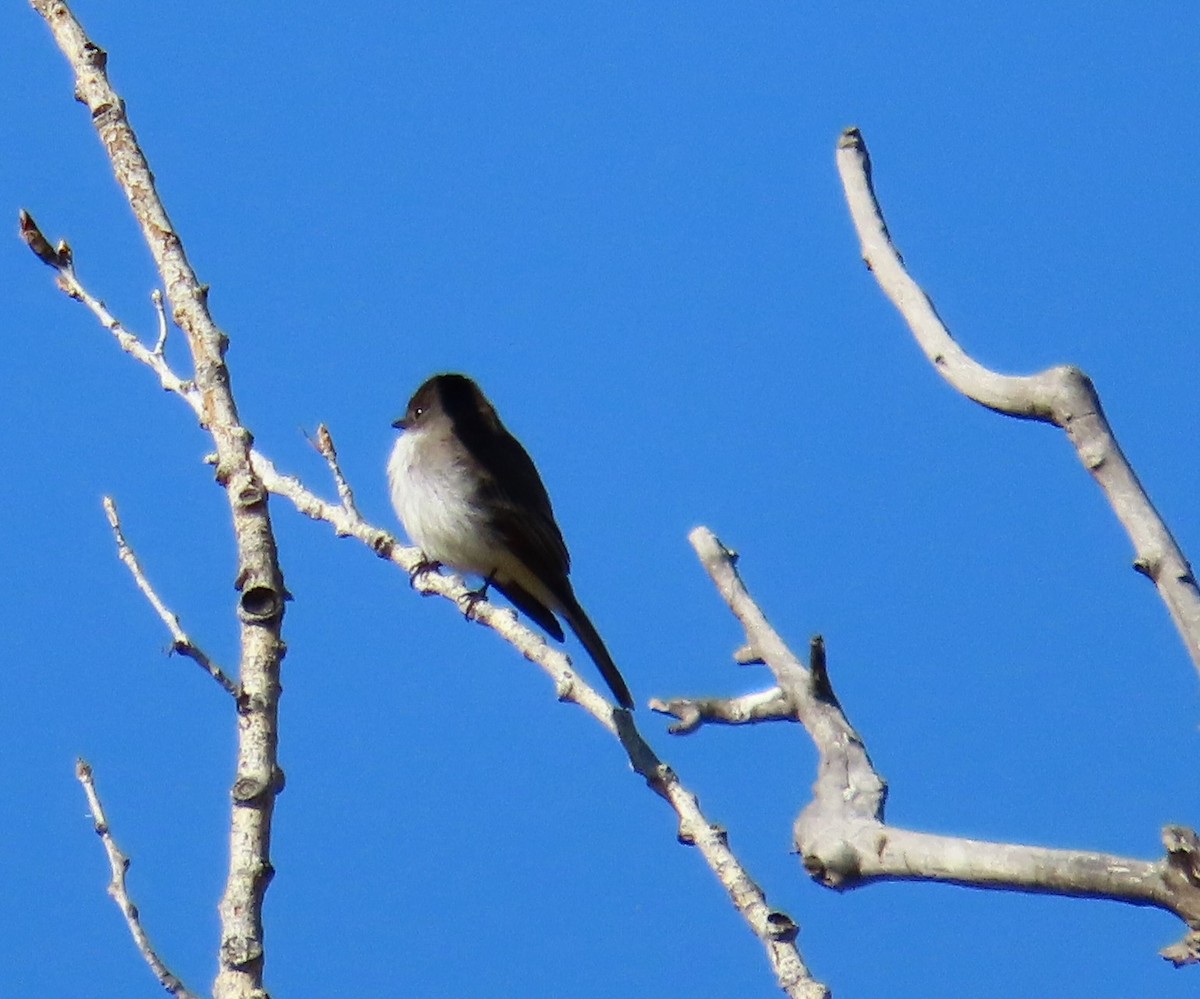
31 4 288 997
23 221 828 996
103 496 237 696
25 5 819 989
75 759 203 999
835 125 1200 679
249 441 826 997
626 724 826 998
690 525 1200 963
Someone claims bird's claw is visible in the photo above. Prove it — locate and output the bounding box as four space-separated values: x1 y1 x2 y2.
408 556 442 590
460 579 492 622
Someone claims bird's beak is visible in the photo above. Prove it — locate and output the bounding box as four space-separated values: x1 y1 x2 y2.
391 417 406 430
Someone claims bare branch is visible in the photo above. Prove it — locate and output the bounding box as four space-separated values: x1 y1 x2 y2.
250 446 393 549
75 759 203 999
103 496 238 696
632 734 828 999
27 217 828 997
17 214 198 406
835 125 1200 680
689 525 1200 962
309 423 361 517
651 687 794 734
689 528 883 817
30 4 288 996
151 289 170 355
247 439 827 996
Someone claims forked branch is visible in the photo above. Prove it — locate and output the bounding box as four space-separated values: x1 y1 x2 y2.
22 39 826 991
687 526 1200 964
251 440 830 998
30 4 287 997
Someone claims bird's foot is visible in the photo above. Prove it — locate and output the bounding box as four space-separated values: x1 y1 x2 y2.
408 555 442 590
460 579 492 622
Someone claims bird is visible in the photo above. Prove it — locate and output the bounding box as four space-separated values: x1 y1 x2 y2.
387 372 635 709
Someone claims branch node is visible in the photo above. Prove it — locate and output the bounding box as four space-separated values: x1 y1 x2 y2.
802 839 863 888
733 643 764 665
235 481 266 509
1163 825 1200 887
370 532 396 557
765 911 800 943
1161 928 1200 968
808 635 840 707
231 775 273 804
237 584 284 624
18 209 71 268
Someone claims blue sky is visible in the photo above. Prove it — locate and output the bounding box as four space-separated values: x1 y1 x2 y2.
3 3 1198 997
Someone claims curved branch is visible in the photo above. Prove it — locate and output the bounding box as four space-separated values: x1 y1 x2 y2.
835 126 1200 680
689 525 1200 963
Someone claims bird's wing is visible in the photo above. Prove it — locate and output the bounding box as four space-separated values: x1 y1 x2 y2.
491 576 566 642
453 397 572 593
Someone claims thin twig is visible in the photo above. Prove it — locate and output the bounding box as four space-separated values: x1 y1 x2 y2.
309 422 360 518
103 496 238 696
18 211 198 408
622 719 826 998
151 289 169 355
75 759 203 999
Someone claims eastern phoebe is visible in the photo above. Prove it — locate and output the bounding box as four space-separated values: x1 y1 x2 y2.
388 373 635 710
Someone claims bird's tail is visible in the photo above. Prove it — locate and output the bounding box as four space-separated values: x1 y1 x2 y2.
560 593 635 710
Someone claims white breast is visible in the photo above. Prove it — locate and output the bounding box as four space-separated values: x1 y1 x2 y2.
388 428 503 575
